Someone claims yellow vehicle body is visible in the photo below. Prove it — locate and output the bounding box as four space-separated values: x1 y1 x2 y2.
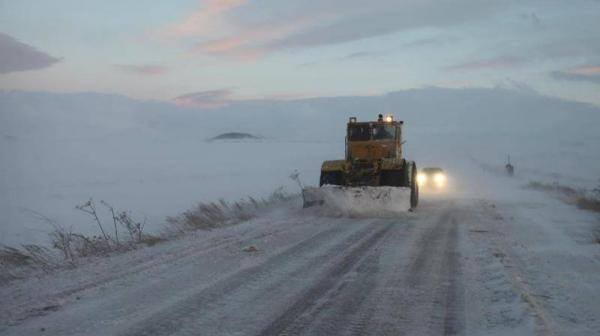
318 114 419 208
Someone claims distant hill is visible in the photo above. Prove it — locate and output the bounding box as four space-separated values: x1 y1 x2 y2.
208 132 263 141
3 87 600 142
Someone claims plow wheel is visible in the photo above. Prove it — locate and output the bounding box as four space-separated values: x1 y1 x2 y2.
410 162 419 209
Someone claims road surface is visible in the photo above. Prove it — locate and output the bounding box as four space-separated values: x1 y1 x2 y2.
1 194 600 335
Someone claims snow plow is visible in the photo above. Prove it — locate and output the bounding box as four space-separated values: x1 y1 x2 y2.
303 114 418 214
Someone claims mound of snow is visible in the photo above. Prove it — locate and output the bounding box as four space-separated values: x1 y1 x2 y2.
303 185 411 217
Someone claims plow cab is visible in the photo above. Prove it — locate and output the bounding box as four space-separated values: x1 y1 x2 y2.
304 114 419 213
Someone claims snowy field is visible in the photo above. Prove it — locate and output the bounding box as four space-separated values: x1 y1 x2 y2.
2 87 600 246
1 138 337 245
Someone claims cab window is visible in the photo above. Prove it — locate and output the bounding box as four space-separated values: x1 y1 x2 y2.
372 125 395 140
348 125 371 141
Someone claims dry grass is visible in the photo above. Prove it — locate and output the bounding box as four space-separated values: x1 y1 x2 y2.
593 231 600 245
527 181 579 197
1 187 295 285
575 195 600 213
166 187 292 234
527 181 600 213
527 180 600 244
0 247 29 284
0 245 57 284
0 246 31 267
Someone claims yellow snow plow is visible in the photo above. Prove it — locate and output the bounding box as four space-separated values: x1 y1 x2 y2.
303 114 418 213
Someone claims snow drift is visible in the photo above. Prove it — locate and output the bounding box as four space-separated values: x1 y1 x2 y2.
303 185 411 217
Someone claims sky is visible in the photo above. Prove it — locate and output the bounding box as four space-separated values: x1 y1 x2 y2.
0 0 599 106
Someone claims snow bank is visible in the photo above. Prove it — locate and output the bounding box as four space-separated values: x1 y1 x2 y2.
303 185 411 217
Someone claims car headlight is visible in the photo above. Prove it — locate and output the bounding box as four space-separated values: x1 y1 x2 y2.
433 173 446 185
417 173 427 185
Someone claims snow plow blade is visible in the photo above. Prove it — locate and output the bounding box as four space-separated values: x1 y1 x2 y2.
302 185 412 216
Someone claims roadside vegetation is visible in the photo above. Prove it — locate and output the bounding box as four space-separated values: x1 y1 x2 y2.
0 187 294 285
527 180 600 212
527 180 600 243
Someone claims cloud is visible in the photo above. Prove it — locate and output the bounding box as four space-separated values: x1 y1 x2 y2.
494 78 539 95
343 51 386 60
533 36 600 61
401 37 450 48
172 89 233 109
192 30 267 61
161 0 507 60
190 19 308 60
265 1 503 50
113 64 168 76
0 33 61 74
339 36 455 60
163 0 248 38
551 65 600 84
446 56 526 71
298 50 388 68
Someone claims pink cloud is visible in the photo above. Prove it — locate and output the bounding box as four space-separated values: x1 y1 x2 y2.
165 0 247 38
172 89 233 109
551 65 600 83
198 36 245 54
114 64 168 76
159 1 505 61
564 66 600 76
191 20 308 60
192 34 265 61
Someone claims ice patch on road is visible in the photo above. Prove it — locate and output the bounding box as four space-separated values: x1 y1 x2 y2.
303 185 411 217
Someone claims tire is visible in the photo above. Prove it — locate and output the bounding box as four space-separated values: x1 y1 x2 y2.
320 171 343 186
410 162 419 208
399 159 410 187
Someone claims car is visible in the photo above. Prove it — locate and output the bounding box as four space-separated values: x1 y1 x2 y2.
417 167 447 189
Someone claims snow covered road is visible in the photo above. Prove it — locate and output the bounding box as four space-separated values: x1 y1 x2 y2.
1 193 599 335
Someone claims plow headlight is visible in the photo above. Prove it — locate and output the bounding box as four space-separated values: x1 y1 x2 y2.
434 173 446 185
417 173 426 185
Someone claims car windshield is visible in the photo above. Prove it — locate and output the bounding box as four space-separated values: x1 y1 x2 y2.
372 125 395 140
348 125 371 141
